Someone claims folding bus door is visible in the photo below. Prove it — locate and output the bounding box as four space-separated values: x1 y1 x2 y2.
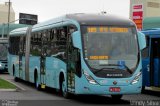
19 36 25 79
66 26 76 93
39 33 47 89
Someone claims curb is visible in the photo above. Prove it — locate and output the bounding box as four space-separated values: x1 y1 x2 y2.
0 78 26 91
0 89 17 92
5 79 26 91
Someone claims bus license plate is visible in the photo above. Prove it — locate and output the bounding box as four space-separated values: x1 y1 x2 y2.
109 87 121 92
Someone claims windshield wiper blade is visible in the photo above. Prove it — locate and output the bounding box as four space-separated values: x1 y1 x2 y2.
98 64 133 74
93 67 116 74
123 64 133 74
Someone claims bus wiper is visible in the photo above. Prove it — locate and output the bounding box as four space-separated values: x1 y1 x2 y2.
93 67 117 74
99 64 133 74
122 64 133 74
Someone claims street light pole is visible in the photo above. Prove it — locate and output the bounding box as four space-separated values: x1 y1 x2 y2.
7 0 11 38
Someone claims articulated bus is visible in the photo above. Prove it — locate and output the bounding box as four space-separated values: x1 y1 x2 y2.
8 14 146 99
141 28 160 91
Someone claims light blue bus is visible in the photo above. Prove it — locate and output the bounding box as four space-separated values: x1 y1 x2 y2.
8 14 146 99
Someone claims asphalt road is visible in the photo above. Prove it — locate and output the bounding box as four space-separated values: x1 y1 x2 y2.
0 73 160 106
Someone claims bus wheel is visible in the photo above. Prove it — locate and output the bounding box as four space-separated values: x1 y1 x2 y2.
14 77 19 82
61 79 70 99
13 66 18 82
35 74 41 90
111 95 123 100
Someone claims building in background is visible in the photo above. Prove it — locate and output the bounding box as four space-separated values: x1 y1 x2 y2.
0 2 15 24
130 0 160 30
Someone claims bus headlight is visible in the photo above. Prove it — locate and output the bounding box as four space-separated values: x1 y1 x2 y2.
131 71 142 85
84 71 98 85
0 63 2 67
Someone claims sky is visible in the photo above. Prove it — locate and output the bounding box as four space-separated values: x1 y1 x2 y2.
0 0 130 23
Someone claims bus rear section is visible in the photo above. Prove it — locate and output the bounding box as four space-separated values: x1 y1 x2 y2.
141 29 160 91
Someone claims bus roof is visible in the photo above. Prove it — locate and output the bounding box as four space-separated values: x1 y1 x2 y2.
32 13 136 32
66 13 135 26
9 27 28 36
10 13 135 36
141 28 160 38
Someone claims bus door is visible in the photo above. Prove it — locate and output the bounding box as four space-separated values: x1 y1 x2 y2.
39 33 47 89
67 26 81 93
66 27 76 92
150 38 160 87
142 36 150 87
19 37 24 79
67 44 77 92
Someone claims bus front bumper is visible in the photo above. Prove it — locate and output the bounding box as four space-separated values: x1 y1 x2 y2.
75 84 142 95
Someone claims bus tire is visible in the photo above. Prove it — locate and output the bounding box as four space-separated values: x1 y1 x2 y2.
34 71 41 90
14 77 19 82
60 74 70 99
111 95 123 100
62 80 70 99
13 65 18 82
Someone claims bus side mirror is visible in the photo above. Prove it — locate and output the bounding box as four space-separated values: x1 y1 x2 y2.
71 31 81 49
138 31 146 50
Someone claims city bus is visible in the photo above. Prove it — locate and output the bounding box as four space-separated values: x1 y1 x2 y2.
8 13 146 99
141 28 160 91
0 38 8 72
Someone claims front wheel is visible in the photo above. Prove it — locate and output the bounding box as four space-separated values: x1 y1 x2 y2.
61 80 70 99
111 95 123 100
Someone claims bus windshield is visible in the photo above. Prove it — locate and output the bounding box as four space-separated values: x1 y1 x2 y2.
82 26 139 77
0 43 8 60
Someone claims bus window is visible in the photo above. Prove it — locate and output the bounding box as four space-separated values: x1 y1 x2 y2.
9 36 20 55
30 32 42 56
151 38 160 58
0 43 8 60
142 36 149 58
19 36 26 56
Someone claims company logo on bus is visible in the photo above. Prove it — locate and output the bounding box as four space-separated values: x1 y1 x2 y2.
106 74 123 77
113 81 117 85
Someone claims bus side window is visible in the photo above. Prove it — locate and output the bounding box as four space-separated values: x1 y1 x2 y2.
23 36 26 55
13 36 20 55
142 36 149 58
57 27 67 60
49 28 59 57
30 32 41 56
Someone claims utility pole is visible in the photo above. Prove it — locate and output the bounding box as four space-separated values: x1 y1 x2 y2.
7 0 11 38
2 23 5 38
